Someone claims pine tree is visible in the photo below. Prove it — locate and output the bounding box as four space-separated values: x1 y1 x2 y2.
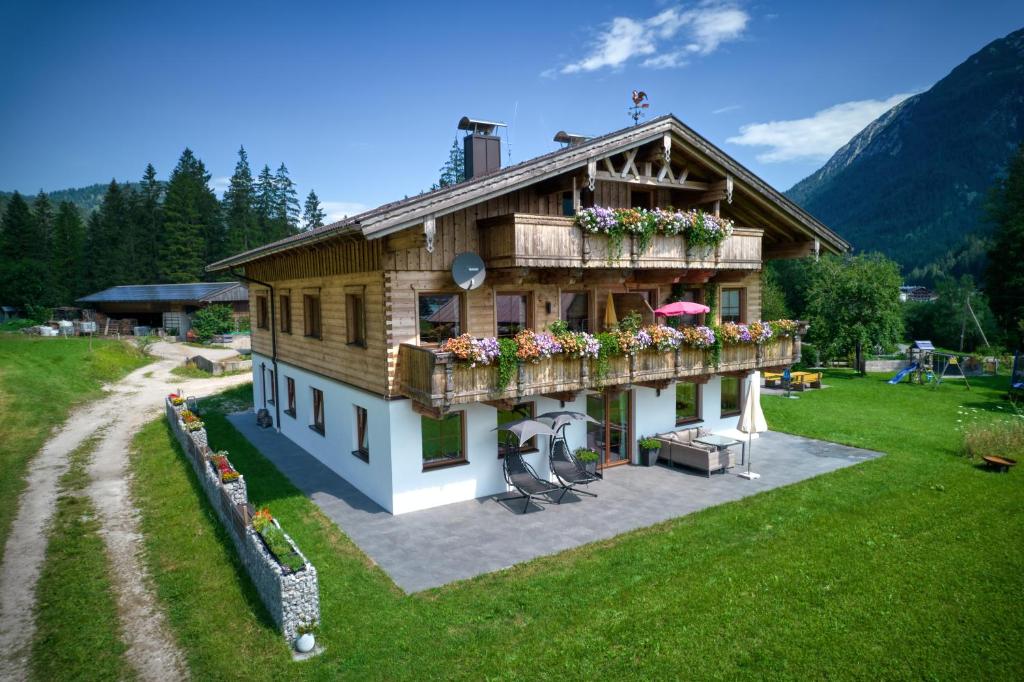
83 211 104 293
273 162 300 239
254 164 277 244
85 180 132 290
432 138 465 190
31 190 55 258
302 189 326 230
0 192 52 307
223 146 257 254
131 163 163 282
51 201 86 303
160 149 220 283
986 142 1024 346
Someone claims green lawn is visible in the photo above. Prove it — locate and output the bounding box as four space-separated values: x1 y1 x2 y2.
29 437 132 681
130 373 1024 680
0 336 150 550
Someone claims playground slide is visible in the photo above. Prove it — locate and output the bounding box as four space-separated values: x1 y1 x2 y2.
888 363 919 384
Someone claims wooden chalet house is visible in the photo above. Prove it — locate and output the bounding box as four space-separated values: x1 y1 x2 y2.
208 114 848 514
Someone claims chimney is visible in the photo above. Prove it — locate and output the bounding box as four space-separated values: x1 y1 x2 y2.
553 131 590 147
458 116 506 179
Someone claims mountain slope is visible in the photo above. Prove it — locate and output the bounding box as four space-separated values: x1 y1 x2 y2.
0 182 141 218
787 27 1024 277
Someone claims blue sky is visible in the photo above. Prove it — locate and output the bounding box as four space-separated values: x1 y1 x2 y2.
1 1 1022 222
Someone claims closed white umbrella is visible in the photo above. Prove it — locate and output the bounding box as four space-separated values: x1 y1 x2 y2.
736 371 768 480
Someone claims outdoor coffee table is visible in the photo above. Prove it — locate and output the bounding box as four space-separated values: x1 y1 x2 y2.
695 434 745 468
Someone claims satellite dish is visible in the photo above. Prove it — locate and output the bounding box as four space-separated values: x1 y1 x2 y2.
452 252 486 290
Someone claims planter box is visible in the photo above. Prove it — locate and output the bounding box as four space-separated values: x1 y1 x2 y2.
164 398 319 642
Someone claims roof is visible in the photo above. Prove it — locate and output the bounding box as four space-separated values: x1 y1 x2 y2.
208 114 850 272
78 282 248 304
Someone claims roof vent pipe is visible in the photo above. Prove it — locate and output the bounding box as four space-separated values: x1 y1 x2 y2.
458 116 506 179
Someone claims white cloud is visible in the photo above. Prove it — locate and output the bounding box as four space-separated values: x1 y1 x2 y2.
712 104 742 114
321 200 370 224
559 2 748 74
727 93 914 162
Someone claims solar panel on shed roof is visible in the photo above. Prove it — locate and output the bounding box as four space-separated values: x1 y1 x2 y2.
913 340 935 350
78 282 242 304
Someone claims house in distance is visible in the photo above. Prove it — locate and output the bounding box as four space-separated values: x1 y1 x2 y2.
207 114 848 514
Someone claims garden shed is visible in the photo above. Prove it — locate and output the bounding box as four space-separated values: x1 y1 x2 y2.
77 282 249 334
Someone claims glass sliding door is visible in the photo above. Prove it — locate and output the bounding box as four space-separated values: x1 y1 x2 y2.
585 390 633 468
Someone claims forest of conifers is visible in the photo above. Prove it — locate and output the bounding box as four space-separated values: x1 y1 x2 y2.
0 146 327 310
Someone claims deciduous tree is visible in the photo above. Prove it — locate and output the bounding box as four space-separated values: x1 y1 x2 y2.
805 253 904 373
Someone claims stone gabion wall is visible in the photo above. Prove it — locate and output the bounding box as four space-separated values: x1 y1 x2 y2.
164 398 320 642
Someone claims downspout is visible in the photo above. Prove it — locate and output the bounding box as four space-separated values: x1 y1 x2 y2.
230 267 280 430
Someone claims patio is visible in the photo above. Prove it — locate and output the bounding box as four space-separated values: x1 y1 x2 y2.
228 413 881 593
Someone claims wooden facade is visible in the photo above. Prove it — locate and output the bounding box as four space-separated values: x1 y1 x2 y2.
245 177 770 404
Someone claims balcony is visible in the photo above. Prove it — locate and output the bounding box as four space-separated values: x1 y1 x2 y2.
478 213 762 270
397 336 798 412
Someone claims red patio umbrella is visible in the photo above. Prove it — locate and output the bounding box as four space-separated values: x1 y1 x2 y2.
653 301 710 317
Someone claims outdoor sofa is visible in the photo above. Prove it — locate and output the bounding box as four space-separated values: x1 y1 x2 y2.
654 428 735 477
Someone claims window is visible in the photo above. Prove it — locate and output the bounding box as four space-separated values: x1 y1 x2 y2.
496 293 531 338
720 288 744 324
310 388 325 435
422 412 465 469
497 402 537 457
353 406 369 462
720 376 741 417
561 190 575 217
304 294 322 338
285 377 296 417
279 294 291 333
346 292 366 346
675 382 701 424
560 291 589 332
418 293 461 345
630 190 653 210
256 295 269 330
264 368 276 405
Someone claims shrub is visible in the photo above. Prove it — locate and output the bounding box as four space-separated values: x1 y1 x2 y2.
574 448 599 462
191 304 235 343
801 342 821 368
962 418 1024 461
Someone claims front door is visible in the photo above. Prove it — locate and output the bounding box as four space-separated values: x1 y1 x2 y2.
586 390 633 468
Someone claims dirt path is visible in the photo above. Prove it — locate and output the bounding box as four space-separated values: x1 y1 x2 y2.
0 342 251 681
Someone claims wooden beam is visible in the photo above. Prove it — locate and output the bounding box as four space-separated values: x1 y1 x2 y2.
764 239 820 260
411 401 446 419
620 148 640 178
543 391 579 405
709 271 748 283
488 267 530 286
483 399 520 411
636 379 673 391
695 189 728 205
677 375 711 385
594 170 708 191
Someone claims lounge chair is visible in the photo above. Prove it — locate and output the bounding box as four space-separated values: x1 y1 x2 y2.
548 438 599 498
503 449 563 513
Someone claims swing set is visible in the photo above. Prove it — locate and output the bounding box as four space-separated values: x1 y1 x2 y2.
889 340 971 390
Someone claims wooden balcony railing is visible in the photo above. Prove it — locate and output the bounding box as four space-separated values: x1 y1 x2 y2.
397 336 798 411
478 213 762 270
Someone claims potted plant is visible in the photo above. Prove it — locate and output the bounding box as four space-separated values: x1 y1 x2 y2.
575 448 600 475
638 436 661 467
295 622 316 654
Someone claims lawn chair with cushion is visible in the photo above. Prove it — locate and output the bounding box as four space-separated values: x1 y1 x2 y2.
548 437 599 498
503 449 564 513
495 417 562 513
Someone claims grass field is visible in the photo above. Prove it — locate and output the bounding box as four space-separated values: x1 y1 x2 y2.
129 372 1024 680
0 336 149 550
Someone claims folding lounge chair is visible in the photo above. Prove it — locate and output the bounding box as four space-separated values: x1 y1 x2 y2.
503 448 563 513
548 438 599 498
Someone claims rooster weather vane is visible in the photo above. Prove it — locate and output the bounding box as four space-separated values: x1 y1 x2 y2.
629 90 649 125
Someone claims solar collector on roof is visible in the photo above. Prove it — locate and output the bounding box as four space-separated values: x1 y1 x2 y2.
77 282 246 304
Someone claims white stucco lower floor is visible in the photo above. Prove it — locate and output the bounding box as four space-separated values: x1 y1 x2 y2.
251 353 762 514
